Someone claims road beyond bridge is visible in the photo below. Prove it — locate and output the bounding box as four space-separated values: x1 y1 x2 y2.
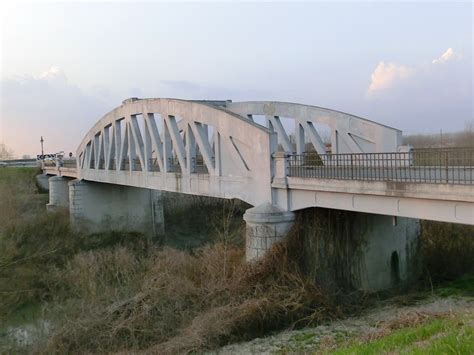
41 98 474 291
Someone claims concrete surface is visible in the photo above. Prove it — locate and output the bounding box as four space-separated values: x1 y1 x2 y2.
69 179 164 239
46 176 70 212
35 174 50 192
244 203 295 261
353 213 421 291
297 208 421 292
225 101 402 155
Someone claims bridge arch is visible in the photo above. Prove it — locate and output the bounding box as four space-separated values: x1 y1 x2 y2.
76 98 277 206
225 101 402 155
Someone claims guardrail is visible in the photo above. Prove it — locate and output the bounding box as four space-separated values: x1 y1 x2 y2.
288 148 474 185
0 159 39 168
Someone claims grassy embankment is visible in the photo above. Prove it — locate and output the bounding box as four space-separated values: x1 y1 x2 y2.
331 308 473 354
0 167 473 353
272 273 473 354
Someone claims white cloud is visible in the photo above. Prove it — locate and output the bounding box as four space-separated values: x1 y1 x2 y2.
432 48 460 64
35 66 68 86
367 62 414 93
37 66 63 79
364 48 472 132
368 48 463 96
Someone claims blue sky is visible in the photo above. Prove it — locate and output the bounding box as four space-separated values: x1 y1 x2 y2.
1 1 472 156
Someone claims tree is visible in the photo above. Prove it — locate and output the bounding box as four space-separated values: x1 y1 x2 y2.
459 121 474 147
0 143 15 160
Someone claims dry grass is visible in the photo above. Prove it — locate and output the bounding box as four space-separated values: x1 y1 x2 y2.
43 228 341 354
403 126 474 148
0 168 44 229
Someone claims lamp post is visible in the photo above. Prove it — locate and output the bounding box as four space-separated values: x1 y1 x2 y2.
40 136 44 161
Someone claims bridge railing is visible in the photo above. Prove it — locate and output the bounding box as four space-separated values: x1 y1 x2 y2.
62 159 77 168
42 158 77 168
287 147 474 184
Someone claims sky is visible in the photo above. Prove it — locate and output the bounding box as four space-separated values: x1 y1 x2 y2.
0 1 472 157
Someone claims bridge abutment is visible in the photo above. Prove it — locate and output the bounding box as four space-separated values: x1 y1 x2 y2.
68 179 165 239
354 214 421 291
297 208 421 292
46 176 70 212
243 203 295 262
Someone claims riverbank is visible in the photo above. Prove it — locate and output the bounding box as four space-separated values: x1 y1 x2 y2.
1 168 473 353
215 277 474 354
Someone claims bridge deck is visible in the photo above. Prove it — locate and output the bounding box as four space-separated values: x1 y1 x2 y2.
289 165 474 185
288 149 474 185
273 176 473 225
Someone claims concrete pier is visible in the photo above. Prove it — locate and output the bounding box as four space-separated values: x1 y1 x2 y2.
35 174 50 192
69 179 164 239
353 213 421 291
243 205 421 291
298 208 421 292
244 203 295 261
46 176 70 211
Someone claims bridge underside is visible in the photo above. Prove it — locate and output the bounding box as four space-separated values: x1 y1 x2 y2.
80 170 257 206
272 177 474 225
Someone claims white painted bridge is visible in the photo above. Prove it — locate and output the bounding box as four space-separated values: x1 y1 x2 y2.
40 97 474 291
44 98 474 226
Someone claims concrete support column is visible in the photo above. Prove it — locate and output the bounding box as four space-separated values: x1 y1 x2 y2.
272 151 291 182
296 208 421 292
354 214 421 291
68 179 164 239
46 176 70 212
272 151 292 211
35 174 50 192
243 203 295 262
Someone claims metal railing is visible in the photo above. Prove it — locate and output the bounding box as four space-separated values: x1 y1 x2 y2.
288 148 474 185
62 159 77 168
43 158 76 168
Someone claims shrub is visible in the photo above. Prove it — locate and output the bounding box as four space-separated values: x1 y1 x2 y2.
421 220 474 282
44 226 340 354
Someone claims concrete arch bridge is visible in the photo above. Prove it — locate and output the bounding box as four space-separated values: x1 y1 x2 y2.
42 98 474 291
